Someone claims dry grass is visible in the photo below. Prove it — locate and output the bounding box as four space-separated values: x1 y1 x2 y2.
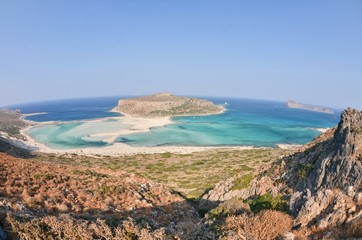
222 210 293 240
34 148 291 199
6 213 167 240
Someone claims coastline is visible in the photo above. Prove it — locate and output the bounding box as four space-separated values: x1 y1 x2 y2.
14 113 274 156
18 128 260 156
3 109 305 157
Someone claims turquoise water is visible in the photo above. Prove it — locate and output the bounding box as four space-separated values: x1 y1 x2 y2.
118 98 339 147
26 118 131 149
27 122 108 149
9 97 340 149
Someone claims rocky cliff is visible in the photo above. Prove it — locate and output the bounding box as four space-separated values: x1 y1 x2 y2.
113 93 224 118
284 108 362 234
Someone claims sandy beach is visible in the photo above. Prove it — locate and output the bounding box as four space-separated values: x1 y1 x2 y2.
13 114 258 156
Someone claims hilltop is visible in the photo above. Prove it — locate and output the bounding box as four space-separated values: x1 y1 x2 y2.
112 93 224 118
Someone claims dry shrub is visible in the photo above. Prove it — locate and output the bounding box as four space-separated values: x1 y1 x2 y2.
223 210 293 240
310 216 362 239
6 213 167 240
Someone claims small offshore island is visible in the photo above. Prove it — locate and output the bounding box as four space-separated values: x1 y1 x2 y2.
287 100 334 114
112 93 225 118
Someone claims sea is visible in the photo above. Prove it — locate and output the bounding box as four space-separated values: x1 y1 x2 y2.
8 96 341 149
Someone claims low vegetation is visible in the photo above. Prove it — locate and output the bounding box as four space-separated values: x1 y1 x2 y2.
244 193 289 214
297 162 314 179
230 173 253 191
34 148 291 199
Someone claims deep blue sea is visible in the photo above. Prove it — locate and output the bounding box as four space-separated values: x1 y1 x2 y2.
8 97 340 149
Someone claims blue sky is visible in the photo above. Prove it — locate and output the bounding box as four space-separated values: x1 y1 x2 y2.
1 1 361 109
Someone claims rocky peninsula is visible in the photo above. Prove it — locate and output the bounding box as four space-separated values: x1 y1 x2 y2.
287 100 334 114
112 93 225 118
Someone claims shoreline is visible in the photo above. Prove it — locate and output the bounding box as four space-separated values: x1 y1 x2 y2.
17 114 259 156
5 110 303 157
15 116 277 156
18 127 263 156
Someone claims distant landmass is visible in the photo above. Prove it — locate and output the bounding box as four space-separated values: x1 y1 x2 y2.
287 100 334 114
113 93 224 118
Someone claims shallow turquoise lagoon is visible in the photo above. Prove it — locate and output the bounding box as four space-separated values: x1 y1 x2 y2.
13 97 340 149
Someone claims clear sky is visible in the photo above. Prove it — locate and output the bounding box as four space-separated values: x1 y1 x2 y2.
1 1 361 109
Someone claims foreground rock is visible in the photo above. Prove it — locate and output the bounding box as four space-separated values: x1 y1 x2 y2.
113 93 224 118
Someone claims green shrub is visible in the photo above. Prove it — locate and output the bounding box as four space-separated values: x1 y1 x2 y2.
207 206 230 220
230 174 253 190
297 163 314 178
244 193 289 213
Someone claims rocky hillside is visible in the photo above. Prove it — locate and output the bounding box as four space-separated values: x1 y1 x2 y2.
0 153 200 239
201 108 362 239
113 93 224 118
284 108 362 234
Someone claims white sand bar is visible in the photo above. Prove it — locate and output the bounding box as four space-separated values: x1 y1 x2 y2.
17 115 260 156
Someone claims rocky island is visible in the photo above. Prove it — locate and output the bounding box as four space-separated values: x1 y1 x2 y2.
112 93 224 118
287 100 334 114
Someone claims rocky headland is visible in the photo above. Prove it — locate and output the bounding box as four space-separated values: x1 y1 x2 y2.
112 93 225 118
0 109 31 140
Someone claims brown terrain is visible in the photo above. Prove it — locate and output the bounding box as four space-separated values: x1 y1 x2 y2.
0 152 200 239
113 93 224 118
0 108 361 239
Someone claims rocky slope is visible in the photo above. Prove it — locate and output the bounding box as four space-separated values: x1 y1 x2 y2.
113 93 224 118
284 108 362 233
202 108 362 239
0 153 200 239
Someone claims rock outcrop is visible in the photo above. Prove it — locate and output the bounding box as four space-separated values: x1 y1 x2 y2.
284 108 362 231
113 93 224 118
285 108 362 193
200 176 277 209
